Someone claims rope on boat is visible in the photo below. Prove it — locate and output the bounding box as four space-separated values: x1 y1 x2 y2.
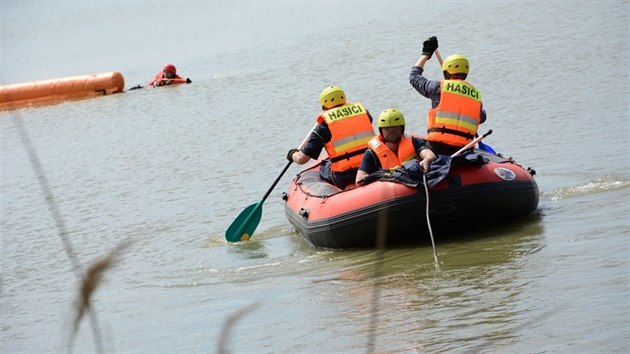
295 181 350 199
293 162 353 199
422 173 439 264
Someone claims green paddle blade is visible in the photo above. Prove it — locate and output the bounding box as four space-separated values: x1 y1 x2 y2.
225 202 263 242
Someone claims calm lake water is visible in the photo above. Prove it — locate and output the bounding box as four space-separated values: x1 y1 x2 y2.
1 1 629 353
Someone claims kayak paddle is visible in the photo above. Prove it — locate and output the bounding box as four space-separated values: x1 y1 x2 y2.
225 124 316 242
225 161 292 242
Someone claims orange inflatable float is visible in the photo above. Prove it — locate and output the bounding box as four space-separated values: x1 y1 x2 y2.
0 71 125 111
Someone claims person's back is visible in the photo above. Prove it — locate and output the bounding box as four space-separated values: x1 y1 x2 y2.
287 86 375 189
409 36 486 156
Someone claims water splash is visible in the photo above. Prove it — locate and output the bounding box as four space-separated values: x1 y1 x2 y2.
544 175 630 201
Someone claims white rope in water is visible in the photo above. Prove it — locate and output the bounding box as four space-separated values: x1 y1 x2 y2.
422 173 439 264
418 131 493 266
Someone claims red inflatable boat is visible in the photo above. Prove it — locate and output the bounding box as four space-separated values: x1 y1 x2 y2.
283 150 539 248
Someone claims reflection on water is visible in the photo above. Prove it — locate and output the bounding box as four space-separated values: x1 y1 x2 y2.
285 217 547 352
315 214 546 285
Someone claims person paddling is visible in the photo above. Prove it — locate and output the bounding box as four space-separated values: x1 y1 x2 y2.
149 64 191 87
409 36 486 156
287 85 375 189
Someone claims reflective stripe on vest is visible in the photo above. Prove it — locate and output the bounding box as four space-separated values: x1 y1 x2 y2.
367 134 417 170
319 102 375 172
427 80 482 147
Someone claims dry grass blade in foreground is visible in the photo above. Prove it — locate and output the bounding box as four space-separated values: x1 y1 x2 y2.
218 302 261 354
69 240 132 351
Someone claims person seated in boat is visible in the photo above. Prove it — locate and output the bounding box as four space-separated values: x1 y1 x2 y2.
409 36 486 156
355 108 436 185
149 64 191 87
286 85 375 189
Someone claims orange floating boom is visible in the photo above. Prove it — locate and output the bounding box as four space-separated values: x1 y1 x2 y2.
0 71 125 111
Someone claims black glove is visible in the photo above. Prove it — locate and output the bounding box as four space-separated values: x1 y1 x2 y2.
186 78 192 83
422 36 438 58
286 148 299 162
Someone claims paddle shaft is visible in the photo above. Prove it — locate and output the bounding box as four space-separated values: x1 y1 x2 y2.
434 49 443 65
261 160 293 202
261 123 318 201
451 129 493 157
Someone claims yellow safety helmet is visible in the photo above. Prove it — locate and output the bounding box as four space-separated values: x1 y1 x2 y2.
442 54 469 75
319 85 346 109
377 108 406 128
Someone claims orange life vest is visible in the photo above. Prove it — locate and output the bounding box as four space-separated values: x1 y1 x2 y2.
427 80 482 147
149 72 186 86
317 102 375 172
367 134 417 169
